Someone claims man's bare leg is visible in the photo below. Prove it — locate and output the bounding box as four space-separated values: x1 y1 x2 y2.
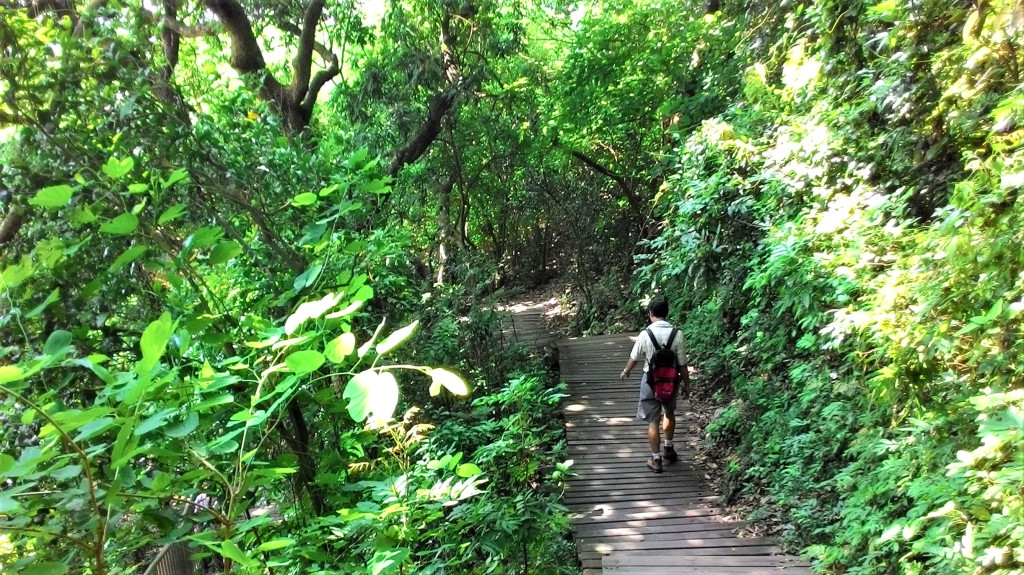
662 413 675 443
648 421 661 454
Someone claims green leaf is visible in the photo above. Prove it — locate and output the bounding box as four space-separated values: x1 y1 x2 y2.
325 333 356 363
194 393 234 411
183 226 223 252
128 183 149 194
285 292 343 335
42 406 113 438
208 240 242 265
135 408 178 436
161 167 189 189
44 330 73 357
74 417 115 441
351 284 374 303
359 178 392 195
219 540 259 568
255 538 296 552
291 192 318 206
164 412 200 438
158 203 187 225
69 205 97 224
99 212 139 235
285 350 325 375
51 464 83 481
21 563 68 575
427 368 468 396
137 312 174 375
109 245 148 273
376 321 419 355
0 365 25 385
24 288 60 319
293 262 323 291
456 463 482 478
111 418 139 467
318 183 339 197
370 548 409 575
343 370 399 424
101 156 135 179
29 184 73 209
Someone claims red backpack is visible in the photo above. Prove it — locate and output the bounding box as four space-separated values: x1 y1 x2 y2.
645 328 680 403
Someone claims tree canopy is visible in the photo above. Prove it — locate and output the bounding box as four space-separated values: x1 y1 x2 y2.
1 0 1022 574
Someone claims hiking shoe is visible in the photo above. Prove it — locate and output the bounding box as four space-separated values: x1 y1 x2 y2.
663 445 678 463
647 457 663 473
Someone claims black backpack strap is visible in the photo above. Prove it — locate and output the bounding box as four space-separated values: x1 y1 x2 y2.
646 328 662 351
665 329 677 349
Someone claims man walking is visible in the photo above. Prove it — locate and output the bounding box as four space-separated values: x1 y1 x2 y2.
619 297 690 473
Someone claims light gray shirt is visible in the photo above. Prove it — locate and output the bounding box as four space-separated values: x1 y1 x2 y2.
629 320 687 371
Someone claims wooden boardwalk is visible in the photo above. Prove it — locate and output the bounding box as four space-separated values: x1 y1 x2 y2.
558 333 812 575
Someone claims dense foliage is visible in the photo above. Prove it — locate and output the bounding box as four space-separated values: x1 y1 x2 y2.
2 0 1022 574
637 1 1024 574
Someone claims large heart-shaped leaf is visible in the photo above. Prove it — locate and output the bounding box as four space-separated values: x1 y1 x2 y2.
29 185 73 209
101 156 135 179
343 370 399 424
285 350 325 375
325 333 356 363
99 212 139 235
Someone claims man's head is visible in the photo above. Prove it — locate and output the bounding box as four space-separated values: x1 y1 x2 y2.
647 297 669 320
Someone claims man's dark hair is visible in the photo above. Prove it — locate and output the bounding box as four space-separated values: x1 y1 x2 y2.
648 297 669 319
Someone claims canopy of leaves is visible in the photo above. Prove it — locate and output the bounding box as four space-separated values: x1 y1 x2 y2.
1 0 1023 574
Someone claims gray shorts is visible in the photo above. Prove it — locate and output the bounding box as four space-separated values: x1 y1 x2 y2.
636 371 677 423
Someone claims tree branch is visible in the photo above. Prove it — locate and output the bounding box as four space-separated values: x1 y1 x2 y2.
570 149 644 215
292 0 325 103
201 0 268 73
571 150 630 190
388 89 458 177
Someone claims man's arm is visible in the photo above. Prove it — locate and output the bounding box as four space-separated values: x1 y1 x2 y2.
620 358 638 381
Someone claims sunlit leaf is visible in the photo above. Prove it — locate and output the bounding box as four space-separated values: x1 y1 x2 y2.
325 333 356 363
137 312 174 375
158 203 187 224
101 156 135 179
291 192 318 206
427 368 468 396
219 540 259 568
99 212 139 235
285 292 343 335
0 365 25 385
162 167 189 189
343 370 399 424
376 320 419 355
256 538 296 552
456 463 482 478
29 184 73 209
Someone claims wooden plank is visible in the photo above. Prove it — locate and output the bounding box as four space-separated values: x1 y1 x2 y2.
602 564 811 568
572 518 747 536
580 545 784 561
603 555 806 567
578 536 781 554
